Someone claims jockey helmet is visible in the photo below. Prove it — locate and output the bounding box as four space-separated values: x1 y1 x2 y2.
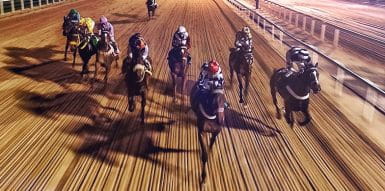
100 16 108 24
290 48 311 65
69 9 78 15
208 60 220 74
177 25 187 33
242 26 252 38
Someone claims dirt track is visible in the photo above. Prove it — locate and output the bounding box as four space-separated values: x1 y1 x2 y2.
1 0 385 190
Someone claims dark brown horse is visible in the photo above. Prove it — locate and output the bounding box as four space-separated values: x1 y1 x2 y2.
95 32 119 85
270 63 321 127
62 17 80 67
146 0 157 19
122 55 152 124
167 46 190 103
229 48 253 107
190 83 226 186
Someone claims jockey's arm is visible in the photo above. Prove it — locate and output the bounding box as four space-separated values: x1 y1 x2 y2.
109 23 115 40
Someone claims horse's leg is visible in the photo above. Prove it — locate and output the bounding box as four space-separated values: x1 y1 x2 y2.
64 40 69 61
198 129 208 185
244 74 250 107
299 101 311 126
237 74 244 103
104 58 110 85
128 96 135 112
141 92 146 124
171 74 177 103
284 103 294 127
209 132 219 150
270 73 281 119
94 53 99 84
72 48 77 68
181 76 186 103
230 66 234 88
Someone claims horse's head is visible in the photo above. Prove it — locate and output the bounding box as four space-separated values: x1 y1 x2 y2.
172 46 189 75
99 32 110 51
132 58 151 83
199 88 226 126
303 63 321 94
176 46 189 66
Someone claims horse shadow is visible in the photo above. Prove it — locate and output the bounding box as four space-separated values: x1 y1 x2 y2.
68 117 191 174
2 45 84 88
224 108 281 136
17 90 110 121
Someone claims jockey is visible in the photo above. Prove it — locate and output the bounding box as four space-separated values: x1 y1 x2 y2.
66 9 80 24
128 33 151 71
79 17 95 35
286 47 312 75
234 26 253 55
171 25 192 64
198 60 224 91
146 0 158 7
97 16 120 54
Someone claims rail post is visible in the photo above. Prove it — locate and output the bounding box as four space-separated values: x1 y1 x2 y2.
0 0 4 15
295 14 299 27
310 20 316 36
271 25 275 40
320 24 326 41
21 0 24 10
30 0 34 8
283 9 286 20
362 88 377 122
11 0 15 12
263 19 266 33
335 67 345 96
289 11 292 23
333 29 340 47
39 0 42 7
302 16 306 31
279 30 284 47
257 15 260 27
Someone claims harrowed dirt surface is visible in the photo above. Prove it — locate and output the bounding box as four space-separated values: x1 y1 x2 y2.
0 0 385 190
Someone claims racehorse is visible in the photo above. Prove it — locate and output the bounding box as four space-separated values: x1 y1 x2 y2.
190 83 226 185
229 47 253 107
270 63 321 127
167 46 190 103
122 55 152 124
62 17 80 67
146 0 157 19
77 32 98 77
95 32 119 85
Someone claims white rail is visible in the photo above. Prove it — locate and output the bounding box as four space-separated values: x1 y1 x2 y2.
227 0 385 116
0 0 65 16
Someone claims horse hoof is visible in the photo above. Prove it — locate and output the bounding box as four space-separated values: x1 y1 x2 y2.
276 113 282 119
239 99 244 103
243 104 248 109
